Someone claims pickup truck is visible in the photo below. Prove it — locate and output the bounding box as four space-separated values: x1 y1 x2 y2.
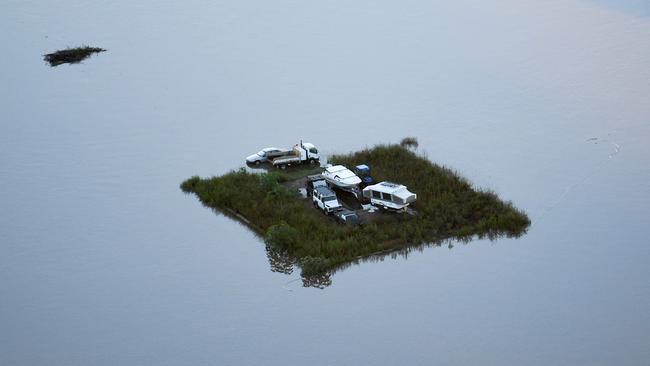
269 142 320 169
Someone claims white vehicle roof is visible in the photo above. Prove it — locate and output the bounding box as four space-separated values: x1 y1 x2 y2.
314 186 336 197
261 147 281 152
363 181 415 200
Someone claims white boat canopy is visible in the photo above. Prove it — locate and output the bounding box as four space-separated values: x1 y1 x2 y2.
323 165 362 187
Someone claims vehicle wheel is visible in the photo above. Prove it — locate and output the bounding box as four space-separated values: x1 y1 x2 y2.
309 158 316 165
280 164 287 170
255 160 261 166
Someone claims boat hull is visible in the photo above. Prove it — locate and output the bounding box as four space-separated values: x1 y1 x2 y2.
322 165 362 189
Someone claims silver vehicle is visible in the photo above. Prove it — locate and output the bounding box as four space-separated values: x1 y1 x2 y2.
335 209 361 225
245 147 289 165
312 186 342 214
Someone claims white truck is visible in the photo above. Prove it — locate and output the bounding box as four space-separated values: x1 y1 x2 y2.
269 142 320 169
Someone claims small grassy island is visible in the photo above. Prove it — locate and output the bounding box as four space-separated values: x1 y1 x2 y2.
181 140 530 285
44 46 106 66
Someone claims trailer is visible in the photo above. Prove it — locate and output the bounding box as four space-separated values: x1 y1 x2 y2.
327 182 363 200
362 181 417 211
305 174 327 197
270 142 320 169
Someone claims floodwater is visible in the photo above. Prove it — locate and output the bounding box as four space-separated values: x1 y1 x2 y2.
1 0 649 365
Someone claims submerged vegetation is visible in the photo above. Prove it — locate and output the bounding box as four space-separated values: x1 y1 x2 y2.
44 46 106 66
181 142 530 279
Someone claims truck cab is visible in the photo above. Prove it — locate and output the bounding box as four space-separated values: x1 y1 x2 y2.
297 142 320 164
312 186 342 214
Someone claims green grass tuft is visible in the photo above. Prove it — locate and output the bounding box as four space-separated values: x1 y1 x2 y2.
180 176 201 193
399 136 419 149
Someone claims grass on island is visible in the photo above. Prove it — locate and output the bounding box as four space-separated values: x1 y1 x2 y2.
44 46 106 66
274 164 323 181
181 141 530 276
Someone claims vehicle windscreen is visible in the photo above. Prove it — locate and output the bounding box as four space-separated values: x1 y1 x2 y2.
257 151 265 157
345 215 359 224
323 196 337 202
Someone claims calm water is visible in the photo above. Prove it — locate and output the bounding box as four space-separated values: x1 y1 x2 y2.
1 0 649 365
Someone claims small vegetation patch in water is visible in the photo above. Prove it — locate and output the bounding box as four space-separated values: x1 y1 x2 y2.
44 46 106 66
181 142 530 278
400 136 419 149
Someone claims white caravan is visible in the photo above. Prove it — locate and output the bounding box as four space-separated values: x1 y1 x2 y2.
362 181 417 210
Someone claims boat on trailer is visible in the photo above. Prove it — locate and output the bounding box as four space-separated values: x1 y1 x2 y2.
322 165 362 189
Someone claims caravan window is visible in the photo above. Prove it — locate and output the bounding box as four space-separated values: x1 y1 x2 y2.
382 193 392 201
372 191 381 199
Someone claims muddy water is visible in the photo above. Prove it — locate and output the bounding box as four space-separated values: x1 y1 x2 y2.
1 0 649 365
